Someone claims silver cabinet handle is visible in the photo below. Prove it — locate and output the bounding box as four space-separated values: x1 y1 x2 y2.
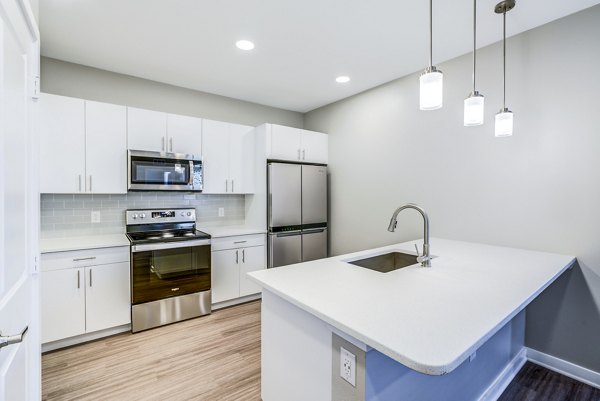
225 179 228 192
73 256 96 262
162 137 165 151
89 175 93 192
242 249 245 263
297 149 301 160
233 240 247 244
170 138 173 152
89 269 93 287
236 250 239 264
0 326 28 351
77 270 80 289
78 175 82 192
302 149 306 160
232 180 234 193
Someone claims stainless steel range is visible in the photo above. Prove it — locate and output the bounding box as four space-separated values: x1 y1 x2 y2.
126 208 211 333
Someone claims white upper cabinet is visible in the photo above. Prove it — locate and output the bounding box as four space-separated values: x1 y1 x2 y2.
85 101 127 193
268 124 328 164
166 113 202 155
202 119 254 194
128 107 202 154
127 107 167 152
39 94 86 193
39 94 127 194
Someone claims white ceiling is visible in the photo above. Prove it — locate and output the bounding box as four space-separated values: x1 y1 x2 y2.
40 0 599 112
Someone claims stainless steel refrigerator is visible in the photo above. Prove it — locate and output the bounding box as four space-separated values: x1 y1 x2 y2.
268 162 328 268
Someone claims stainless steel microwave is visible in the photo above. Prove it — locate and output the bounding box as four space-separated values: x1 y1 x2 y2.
128 150 203 192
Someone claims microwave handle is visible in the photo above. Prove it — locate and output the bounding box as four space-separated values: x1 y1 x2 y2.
188 161 194 186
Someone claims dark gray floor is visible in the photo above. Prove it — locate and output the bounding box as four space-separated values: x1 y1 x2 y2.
498 362 600 401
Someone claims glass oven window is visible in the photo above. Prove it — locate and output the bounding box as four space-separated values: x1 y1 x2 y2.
131 157 190 185
132 244 211 305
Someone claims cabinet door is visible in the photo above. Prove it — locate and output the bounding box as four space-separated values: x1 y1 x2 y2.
167 113 202 155
85 262 131 333
127 107 167 152
39 93 86 193
211 249 240 303
85 101 127 193
229 124 254 194
239 246 265 297
300 130 328 164
202 119 230 194
270 125 302 161
41 268 85 343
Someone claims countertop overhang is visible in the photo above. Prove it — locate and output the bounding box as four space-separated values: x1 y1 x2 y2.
248 237 575 375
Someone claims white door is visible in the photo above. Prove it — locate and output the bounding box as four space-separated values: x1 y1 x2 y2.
239 246 265 297
202 119 230 194
39 93 85 193
211 249 240 303
270 124 301 161
228 124 253 194
85 101 127 193
300 130 328 164
0 1 41 398
85 262 130 333
40 268 86 343
127 107 167 152
166 113 202 155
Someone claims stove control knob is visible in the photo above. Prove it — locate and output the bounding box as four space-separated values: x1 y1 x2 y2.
132 214 138 220
181 212 185 217
187 212 192 216
140 213 146 219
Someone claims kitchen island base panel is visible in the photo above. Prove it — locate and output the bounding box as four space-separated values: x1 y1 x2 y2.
261 289 527 401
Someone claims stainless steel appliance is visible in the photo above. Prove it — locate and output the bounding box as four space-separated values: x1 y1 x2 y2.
128 150 203 192
126 208 211 332
268 162 328 268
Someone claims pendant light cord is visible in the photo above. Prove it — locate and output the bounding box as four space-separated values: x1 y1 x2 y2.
503 10 506 109
472 0 477 92
429 0 433 68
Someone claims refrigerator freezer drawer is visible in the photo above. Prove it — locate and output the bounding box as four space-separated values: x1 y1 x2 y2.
302 228 328 262
269 232 302 268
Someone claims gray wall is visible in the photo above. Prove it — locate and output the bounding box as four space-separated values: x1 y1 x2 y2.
40 57 303 128
305 6 600 373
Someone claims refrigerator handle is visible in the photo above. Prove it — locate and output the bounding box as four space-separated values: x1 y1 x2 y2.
302 228 326 234
275 231 302 237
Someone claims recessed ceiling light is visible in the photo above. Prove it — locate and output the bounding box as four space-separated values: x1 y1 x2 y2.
336 76 350 83
236 40 255 51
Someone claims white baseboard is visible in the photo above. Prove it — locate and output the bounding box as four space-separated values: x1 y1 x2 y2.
212 293 261 310
478 348 527 401
42 324 131 353
526 347 600 390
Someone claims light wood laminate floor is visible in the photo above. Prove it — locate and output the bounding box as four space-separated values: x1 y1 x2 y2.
42 301 261 401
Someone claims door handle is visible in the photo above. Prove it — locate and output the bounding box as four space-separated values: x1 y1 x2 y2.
242 249 245 263
236 250 239 264
232 180 234 193
78 175 82 192
77 270 80 289
162 137 165 152
0 326 28 351
89 175 93 192
225 179 228 192
89 269 93 287
170 138 173 152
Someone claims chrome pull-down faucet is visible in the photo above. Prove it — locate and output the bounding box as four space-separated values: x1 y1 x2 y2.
388 203 431 267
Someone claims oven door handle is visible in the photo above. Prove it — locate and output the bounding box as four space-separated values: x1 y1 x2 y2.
132 239 211 253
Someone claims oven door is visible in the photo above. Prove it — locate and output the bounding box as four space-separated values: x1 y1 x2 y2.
128 150 203 191
131 239 211 305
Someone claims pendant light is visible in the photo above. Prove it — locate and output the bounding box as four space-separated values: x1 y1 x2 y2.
419 0 443 110
494 0 516 137
464 0 484 126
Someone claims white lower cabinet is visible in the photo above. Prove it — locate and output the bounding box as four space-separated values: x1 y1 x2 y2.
41 247 131 344
211 234 266 304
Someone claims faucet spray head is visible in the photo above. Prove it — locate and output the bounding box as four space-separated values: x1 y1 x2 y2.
387 219 397 232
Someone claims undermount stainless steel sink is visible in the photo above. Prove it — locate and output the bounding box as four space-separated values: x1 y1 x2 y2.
347 252 419 273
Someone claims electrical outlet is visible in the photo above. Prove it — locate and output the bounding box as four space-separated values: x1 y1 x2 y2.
91 211 101 223
340 347 356 387
218 207 225 217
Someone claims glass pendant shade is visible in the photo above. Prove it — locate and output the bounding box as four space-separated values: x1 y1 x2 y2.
495 109 513 137
419 68 443 110
464 92 484 126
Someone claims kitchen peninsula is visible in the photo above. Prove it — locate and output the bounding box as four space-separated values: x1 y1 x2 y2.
248 238 575 401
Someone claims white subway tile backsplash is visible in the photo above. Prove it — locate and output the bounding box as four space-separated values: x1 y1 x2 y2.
40 192 246 238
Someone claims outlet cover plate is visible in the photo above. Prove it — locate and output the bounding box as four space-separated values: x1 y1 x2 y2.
340 346 356 387
91 211 101 223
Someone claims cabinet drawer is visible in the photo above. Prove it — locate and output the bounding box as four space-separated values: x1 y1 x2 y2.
41 246 130 271
211 234 265 251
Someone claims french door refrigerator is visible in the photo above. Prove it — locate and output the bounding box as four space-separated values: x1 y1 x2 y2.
268 162 328 268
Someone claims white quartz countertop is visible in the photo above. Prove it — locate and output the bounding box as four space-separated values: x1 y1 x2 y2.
40 234 130 253
248 237 575 375
197 225 266 238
